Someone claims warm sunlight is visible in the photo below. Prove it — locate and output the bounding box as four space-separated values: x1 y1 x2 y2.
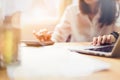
20 0 60 25
21 7 47 25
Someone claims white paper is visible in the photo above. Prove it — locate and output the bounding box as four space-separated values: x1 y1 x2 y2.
7 46 110 79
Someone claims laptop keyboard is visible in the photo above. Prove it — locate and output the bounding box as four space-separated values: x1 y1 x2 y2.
86 45 114 52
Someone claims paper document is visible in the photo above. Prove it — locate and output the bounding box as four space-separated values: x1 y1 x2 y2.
7 46 110 79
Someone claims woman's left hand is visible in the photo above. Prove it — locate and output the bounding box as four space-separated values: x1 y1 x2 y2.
92 34 116 46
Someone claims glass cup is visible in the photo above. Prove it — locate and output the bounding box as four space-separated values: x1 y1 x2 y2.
0 24 21 69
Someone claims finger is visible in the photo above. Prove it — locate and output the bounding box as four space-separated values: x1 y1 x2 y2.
38 32 51 42
39 34 47 42
92 37 98 46
46 31 52 40
33 31 44 41
101 35 107 44
43 34 49 41
41 32 50 41
44 35 50 41
106 35 112 43
97 36 102 46
110 35 116 43
38 30 48 40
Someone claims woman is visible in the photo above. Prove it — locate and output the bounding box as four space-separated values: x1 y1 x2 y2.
33 0 120 45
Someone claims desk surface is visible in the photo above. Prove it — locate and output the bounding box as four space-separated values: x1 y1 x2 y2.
0 42 120 80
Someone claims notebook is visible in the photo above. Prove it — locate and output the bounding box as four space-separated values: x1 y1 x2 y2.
68 36 120 57
21 40 54 46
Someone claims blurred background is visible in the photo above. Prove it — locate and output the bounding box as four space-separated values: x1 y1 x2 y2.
0 0 78 41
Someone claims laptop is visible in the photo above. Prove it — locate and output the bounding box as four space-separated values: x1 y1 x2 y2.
68 36 120 57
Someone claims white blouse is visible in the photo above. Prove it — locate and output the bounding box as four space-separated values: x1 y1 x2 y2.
51 4 120 42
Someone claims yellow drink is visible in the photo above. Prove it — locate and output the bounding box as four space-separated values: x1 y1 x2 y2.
0 24 20 68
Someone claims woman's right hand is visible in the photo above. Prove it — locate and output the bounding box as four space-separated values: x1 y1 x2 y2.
33 29 54 45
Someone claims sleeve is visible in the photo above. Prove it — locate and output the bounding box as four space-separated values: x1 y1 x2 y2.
51 5 72 42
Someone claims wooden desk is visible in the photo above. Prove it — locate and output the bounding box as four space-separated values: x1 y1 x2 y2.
0 42 120 80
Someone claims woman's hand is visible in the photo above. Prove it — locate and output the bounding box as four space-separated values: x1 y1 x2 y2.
33 29 54 45
92 34 116 46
